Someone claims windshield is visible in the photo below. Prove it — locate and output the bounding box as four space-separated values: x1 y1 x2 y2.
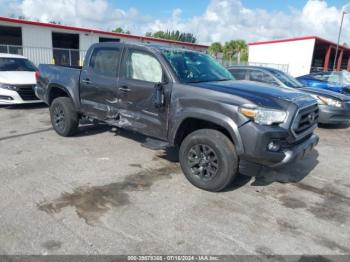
269 69 304 88
161 50 234 83
0 58 37 72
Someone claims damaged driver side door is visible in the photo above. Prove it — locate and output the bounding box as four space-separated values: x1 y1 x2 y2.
116 48 170 139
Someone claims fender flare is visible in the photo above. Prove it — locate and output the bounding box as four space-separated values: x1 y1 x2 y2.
47 83 75 105
169 109 244 155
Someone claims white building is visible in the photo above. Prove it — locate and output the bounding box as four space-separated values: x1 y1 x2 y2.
0 16 208 66
248 36 350 77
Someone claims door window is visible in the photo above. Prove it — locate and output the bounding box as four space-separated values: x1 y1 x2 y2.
126 51 163 83
90 48 120 77
229 69 246 80
248 70 279 86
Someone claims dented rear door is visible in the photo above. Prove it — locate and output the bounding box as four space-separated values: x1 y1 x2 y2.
80 46 121 120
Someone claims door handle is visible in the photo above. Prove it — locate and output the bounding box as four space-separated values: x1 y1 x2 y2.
119 85 131 92
81 79 92 84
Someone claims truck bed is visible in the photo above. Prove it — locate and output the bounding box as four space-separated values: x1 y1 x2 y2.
36 64 82 107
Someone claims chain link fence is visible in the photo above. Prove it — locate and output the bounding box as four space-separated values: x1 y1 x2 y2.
0 44 87 66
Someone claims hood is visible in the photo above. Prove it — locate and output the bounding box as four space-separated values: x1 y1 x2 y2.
300 87 350 102
343 85 350 94
189 80 314 108
0 71 36 85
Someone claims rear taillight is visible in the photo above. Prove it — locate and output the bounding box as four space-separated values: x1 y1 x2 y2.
35 71 40 82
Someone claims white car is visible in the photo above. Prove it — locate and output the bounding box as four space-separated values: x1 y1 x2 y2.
0 53 41 105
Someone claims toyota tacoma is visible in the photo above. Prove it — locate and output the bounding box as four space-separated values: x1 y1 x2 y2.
35 42 319 191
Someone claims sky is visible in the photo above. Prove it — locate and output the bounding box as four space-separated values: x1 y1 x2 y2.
0 0 350 45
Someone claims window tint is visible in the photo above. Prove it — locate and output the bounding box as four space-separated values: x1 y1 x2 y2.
126 51 163 83
90 48 120 77
229 69 246 80
248 70 279 86
0 58 37 72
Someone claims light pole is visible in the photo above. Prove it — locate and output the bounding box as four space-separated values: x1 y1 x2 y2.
333 4 350 71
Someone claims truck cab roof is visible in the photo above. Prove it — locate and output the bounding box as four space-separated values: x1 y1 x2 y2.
89 42 198 54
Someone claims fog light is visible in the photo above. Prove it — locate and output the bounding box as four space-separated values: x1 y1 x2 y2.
267 141 280 152
0 95 13 100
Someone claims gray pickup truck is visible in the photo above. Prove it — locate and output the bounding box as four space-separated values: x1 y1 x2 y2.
36 42 319 191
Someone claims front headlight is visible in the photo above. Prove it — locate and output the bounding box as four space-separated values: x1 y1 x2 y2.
0 83 17 91
312 95 342 108
239 104 287 125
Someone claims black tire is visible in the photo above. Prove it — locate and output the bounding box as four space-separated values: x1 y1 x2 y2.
50 97 79 137
179 129 239 192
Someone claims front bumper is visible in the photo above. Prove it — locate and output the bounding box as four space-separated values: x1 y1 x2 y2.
238 122 319 167
318 104 350 124
270 134 319 167
0 87 42 105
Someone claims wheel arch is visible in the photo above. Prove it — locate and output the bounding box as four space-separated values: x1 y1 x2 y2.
48 84 73 105
170 111 244 154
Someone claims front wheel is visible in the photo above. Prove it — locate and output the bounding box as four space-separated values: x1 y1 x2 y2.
179 129 239 192
50 97 79 137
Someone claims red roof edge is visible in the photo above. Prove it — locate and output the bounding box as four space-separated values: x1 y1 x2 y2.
249 35 350 51
0 16 209 49
248 36 317 46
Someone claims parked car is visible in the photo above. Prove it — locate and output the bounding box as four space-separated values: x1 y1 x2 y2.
228 66 350 125
36 42 319 192
0 53 41 105
297 71 350 96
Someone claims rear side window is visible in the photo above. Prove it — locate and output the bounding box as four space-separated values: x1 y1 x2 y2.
126 51 163 83
90 48 120 77
248 70 279 86
229 69 246 80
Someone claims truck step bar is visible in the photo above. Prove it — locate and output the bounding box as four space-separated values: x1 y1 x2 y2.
141 138 169 150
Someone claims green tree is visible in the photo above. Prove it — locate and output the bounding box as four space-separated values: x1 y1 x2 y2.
208 42 223 58
112 27 131 34
223 40 248 64
145 30 197 43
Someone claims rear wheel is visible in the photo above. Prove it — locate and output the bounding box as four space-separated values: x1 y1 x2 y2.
50 97 79 137
179 129 238 192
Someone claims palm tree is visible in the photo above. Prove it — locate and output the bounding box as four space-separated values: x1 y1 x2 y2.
208 42 223 58
234 40 248 64
223 40 248 64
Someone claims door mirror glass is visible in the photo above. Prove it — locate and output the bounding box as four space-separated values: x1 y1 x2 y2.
126 51 163 83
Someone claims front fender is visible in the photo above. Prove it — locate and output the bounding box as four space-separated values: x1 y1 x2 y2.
169 108 245 155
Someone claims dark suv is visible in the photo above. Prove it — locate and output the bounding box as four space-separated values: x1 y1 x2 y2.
35 43 319 191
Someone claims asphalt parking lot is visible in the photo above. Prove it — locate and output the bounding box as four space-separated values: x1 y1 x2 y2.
0 104 350 255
